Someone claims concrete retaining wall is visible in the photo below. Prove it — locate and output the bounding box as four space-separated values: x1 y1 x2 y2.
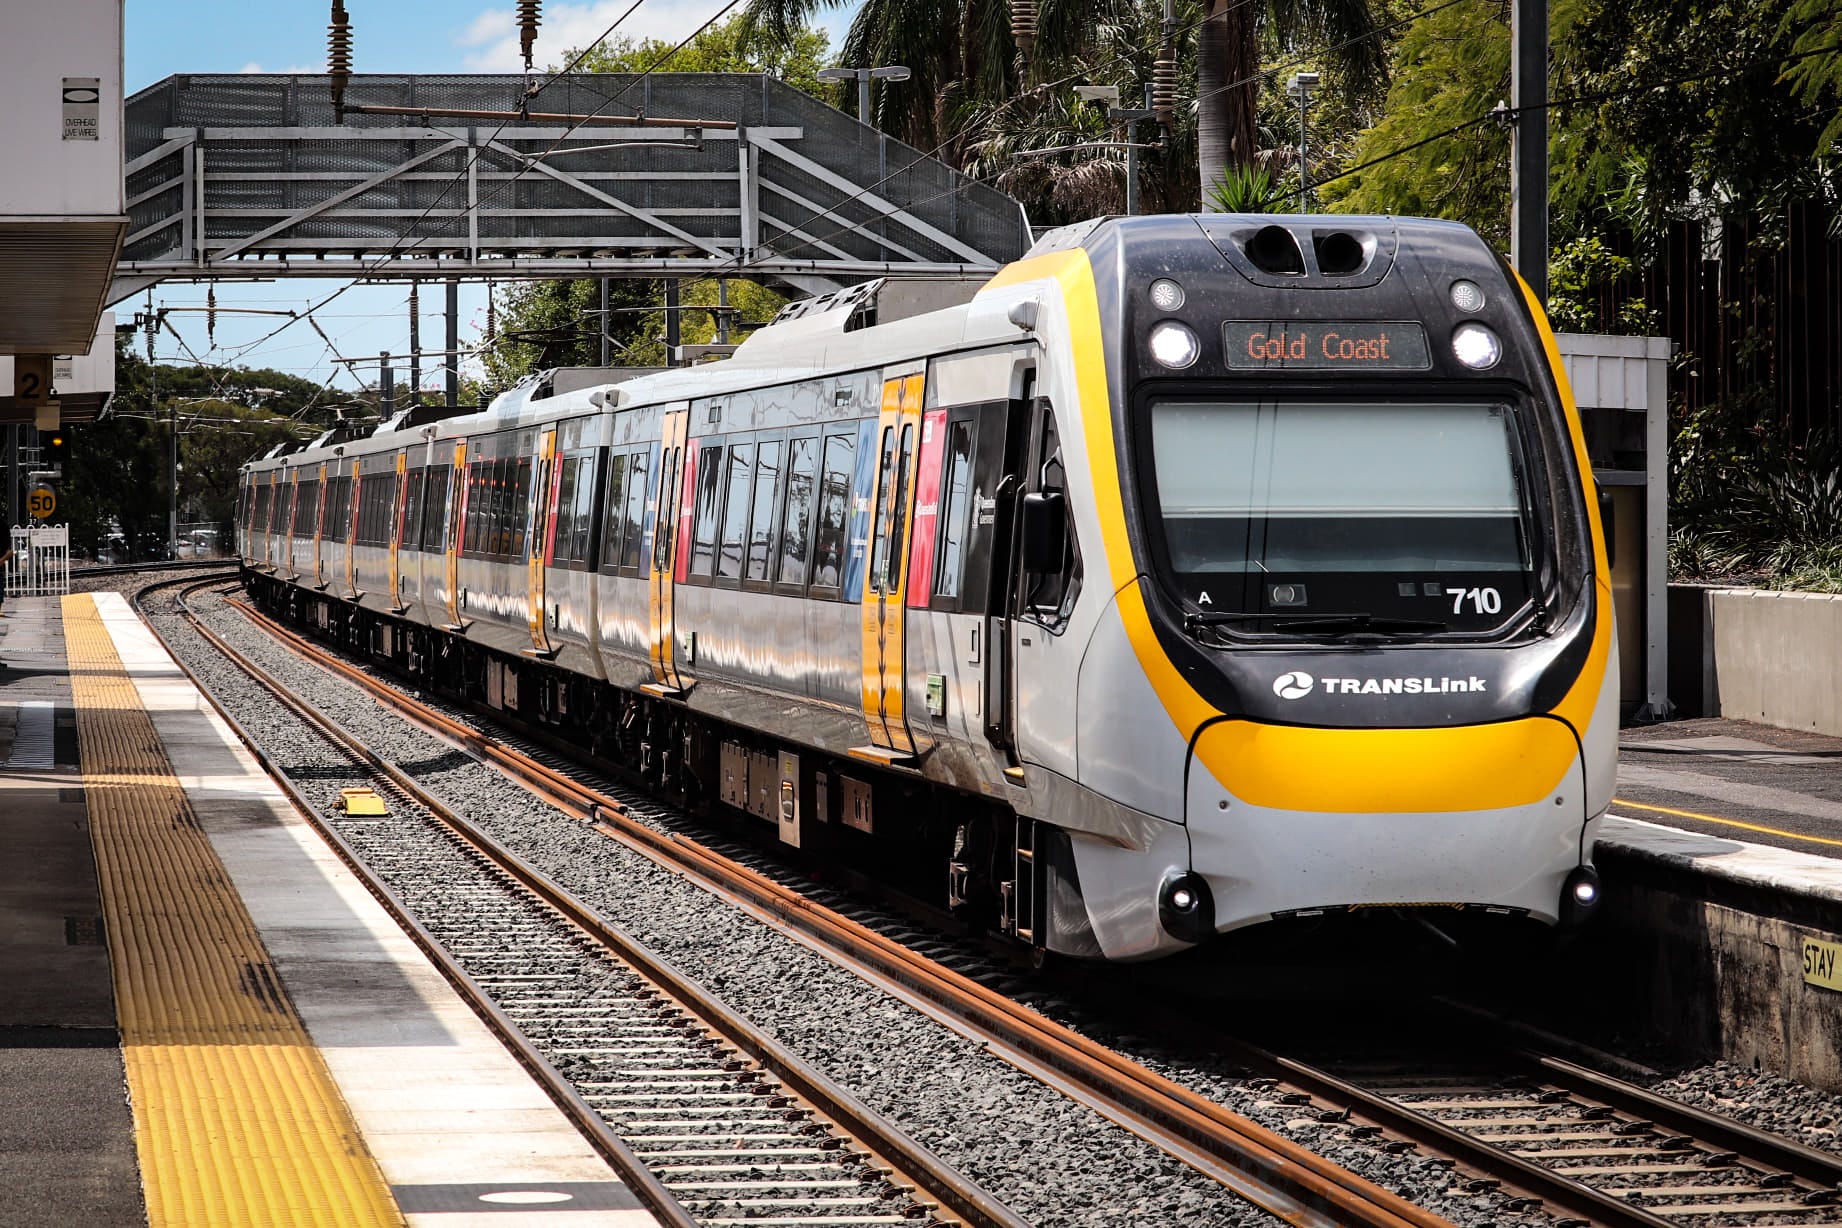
1668 586 1842 734
1588 820 1842 1090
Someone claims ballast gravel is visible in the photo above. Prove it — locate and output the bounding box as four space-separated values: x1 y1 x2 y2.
138 580 1842 1228
1648 1062 1842 1156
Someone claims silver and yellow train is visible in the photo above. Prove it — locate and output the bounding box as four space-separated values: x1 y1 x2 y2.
240 214 1617 961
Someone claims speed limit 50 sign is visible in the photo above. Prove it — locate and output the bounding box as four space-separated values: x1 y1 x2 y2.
25 485 56 520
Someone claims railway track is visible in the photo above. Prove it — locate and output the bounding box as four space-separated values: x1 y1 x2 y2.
195 582 1454 1228
138 576 1023 1228
164 575 1842 1228
1189 1020 1842 1228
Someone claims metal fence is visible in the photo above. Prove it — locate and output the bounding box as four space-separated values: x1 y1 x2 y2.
6 525 71 596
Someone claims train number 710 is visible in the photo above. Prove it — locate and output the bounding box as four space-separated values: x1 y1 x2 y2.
1446 586 1502 615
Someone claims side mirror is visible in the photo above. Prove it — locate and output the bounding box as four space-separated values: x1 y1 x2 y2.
1596 482 1616 569
1020 490 1067 575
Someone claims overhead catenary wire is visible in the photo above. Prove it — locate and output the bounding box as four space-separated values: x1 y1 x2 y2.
206 0 723 370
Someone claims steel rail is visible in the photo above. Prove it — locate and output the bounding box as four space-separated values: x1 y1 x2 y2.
1159 1011 1842 1228
157 578 1019 1228
224 591 1458 1228
133 576 704 1228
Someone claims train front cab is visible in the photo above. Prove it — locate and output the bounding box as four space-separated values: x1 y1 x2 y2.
984 215 1619 961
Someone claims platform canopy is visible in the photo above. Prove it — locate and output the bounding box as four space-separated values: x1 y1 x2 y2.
112 73 1031 303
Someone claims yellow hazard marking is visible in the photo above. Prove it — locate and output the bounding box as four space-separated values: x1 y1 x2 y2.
1612 797 1842 850
337 787 389 816
61 594 403 1228
1804 936 1842 992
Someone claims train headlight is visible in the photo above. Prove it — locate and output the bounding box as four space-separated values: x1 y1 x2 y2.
1149 278 1186 311
1449 279 1486 312
1451 322 1502 370
1148 320 1201 369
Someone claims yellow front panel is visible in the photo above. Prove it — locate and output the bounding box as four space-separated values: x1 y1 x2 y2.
62 594 401 1227
1194 716 1579 814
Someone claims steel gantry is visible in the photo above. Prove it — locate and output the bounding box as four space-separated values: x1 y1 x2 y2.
112 73 1031 302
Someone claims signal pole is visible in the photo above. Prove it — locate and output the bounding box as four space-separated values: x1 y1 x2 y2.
1511 0 1548 304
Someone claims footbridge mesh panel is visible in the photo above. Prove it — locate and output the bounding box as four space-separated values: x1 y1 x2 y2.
119 74 1029 291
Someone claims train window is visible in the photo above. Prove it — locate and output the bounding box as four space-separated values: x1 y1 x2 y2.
889 423 915 590
868 427 896 591
403 468 426 548
717 440 754 581
745 438 783 583
600 452 628 570
465 462 486 556
420 466 449 551
493 457 513 557
512 456 533 559
654 447 680 573
622 448 649 571
553 451 598 567
776 435 816 588
811 432 855 590
552 456 580 563
1022 405 1077 616
934 419 975 601
574 455 598 563
293 479 317 539
689 443 724 578
1143 400 1532 634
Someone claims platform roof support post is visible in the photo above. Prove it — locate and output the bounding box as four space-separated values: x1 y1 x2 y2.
664 280 681 367
445 280 459 410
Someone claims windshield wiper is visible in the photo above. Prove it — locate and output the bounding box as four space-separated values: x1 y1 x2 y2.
1268 614 1449 637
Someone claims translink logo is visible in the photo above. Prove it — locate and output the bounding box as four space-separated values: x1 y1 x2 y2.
1273 672 1488 699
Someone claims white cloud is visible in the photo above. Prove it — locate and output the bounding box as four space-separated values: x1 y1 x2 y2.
238 62 320 75
453 0 738 72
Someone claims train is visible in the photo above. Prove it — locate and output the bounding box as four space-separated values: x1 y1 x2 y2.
238 213 1617 962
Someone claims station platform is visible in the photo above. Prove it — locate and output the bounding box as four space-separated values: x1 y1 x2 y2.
0 592 661 1228
1616 716 1842 856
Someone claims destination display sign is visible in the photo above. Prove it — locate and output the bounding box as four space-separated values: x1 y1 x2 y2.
1224 321 1432 370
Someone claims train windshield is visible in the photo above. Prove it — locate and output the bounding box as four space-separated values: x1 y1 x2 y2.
1146 399 1539 636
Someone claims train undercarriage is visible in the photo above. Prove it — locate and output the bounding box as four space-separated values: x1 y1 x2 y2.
243 568 1053 956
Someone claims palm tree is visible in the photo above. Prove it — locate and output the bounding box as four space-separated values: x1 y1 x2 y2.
1195 0 1388 208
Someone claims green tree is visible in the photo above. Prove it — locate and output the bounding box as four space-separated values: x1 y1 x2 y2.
479 14 829 387
568 13 832 93
483 278 660 389
1194 0 1388 201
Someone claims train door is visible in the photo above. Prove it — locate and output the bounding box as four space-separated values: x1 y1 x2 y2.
974 401 1031 774
312 462 328 589
442 441 468 629
388 450 407 611
855 369 925 761
1004 397 1081 778
344 459 360 597
284 470 300 577
527 427 558 656
647 408 689 694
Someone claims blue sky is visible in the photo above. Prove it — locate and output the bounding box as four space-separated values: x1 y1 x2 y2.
125 0 856 398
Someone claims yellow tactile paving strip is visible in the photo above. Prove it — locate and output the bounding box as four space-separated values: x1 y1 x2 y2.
62 593 403 1228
